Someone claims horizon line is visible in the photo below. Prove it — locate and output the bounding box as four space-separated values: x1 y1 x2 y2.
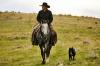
0 10 100 19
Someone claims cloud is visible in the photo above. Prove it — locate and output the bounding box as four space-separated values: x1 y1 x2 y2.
0 0 100 18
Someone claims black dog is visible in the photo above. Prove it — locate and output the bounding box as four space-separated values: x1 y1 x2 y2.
68 47 76 61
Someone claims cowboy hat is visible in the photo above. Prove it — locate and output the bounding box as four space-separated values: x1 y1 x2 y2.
40 2 50 8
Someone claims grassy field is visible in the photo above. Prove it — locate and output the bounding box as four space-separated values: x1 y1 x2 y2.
0 12 100 66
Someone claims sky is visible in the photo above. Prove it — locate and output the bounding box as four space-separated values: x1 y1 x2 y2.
0 0 100 18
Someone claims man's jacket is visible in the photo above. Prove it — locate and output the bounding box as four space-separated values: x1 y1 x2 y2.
37 10 53 24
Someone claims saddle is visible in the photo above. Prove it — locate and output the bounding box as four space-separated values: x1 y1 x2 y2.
31 24 57 46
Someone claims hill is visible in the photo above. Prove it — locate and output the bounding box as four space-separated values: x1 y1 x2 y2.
0 12 100 66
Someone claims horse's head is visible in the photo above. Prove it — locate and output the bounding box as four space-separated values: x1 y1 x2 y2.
40 20 50 35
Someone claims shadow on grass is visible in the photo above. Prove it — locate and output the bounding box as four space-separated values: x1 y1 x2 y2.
0 36 28 41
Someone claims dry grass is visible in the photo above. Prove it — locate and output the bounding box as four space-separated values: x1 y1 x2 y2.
0 12 100 66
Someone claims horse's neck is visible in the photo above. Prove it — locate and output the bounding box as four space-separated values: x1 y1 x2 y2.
41 23 49 35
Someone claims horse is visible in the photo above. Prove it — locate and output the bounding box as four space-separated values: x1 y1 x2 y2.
32 20 57 64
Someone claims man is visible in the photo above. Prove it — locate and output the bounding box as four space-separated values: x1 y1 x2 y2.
32 2 57 46
37 2 53 25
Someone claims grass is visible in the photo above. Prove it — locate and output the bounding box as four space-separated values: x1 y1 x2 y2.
0 12 100 66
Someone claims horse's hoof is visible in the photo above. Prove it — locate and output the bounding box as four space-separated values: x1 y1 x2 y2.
42 61 46 64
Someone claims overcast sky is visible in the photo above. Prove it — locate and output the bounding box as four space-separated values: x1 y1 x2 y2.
0 0 100 18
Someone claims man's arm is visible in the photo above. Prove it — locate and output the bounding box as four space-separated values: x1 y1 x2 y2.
49 11 53 24
37 11 41 23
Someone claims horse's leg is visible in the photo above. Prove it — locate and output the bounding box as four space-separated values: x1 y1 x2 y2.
46 45 52 63
73 55 75 60
39 45 46 64
46 45 52 58
39 45 43 58
69 55 71 61
43 46 46 64
71 56 73 61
